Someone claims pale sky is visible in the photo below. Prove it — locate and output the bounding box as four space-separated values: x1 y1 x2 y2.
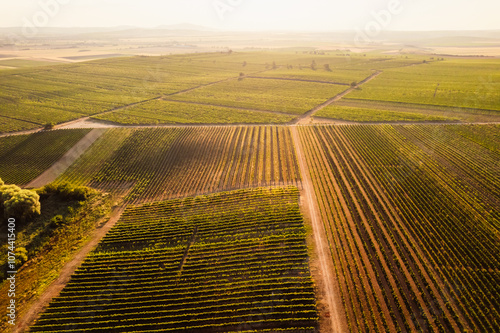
0 0 499 31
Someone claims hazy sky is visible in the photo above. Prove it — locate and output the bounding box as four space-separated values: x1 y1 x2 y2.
0 0 499 31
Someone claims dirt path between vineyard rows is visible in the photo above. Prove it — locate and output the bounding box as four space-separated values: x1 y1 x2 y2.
24 128 106 189
13 205 127 333
290 126 347 333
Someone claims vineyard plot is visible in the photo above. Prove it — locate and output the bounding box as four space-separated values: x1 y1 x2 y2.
298 124 499 332
0 129 91 185
30 187 318 333
55 126 301 203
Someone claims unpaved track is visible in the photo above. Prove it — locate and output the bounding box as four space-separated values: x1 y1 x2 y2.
13 205 127 333
290 126 346 333
294 71 382 124
24 128 106 188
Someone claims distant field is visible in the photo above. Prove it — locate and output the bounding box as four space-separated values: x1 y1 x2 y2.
168 77 346 114
30 187 318 332
55 126 301 203
0 58 56 69
61 53 125 61
1 52 499 134
94 99 296 124
0 129 90 185
347 58 500 111
315 104 453 122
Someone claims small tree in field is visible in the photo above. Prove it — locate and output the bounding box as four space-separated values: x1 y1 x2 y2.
350 82 357 87
324 64 331 71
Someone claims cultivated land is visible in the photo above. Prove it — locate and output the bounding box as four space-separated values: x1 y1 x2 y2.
0 49 498 333
298 124 500 332
1 51 498 134
30 187 319 333
53 126 301 203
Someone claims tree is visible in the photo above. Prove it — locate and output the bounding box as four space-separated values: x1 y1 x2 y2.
350 82 358 87
242 61 247 67
311 60 317 70
324 64 332 72
4 190 41 221
0 180 41 221
272 61 277 69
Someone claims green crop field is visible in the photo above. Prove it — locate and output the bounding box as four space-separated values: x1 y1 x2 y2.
1 52 499 133
1 48 499 333
315 104 453 122
0 129 90 185
94 100 296 125
298 124 500 332
30 187 318 333
347 58 500 111
319 99 500 123
168 78 347 115
0 59 56 69
55 126 301 203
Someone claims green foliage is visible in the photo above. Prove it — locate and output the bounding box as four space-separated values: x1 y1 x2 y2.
38 183 90 201
49 215 64 229
15 247 28 267
3 189 41 220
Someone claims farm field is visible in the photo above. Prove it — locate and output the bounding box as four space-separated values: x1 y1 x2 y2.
167 78 347 115
315 104 453 123
0 59 56 69
93 99 296 125
316 99 500 123
30 186 318 333
346 58 500 111
1 52 499 133
0 54 266 133
0 47 499 333
0 129 90 185
54 126 301 203
298 124 500 332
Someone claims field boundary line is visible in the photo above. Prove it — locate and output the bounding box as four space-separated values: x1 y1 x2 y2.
24 128 106 189
13 205 127 333
290 126 346 333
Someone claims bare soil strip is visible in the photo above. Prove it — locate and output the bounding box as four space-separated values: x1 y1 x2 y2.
13 205 127 333
294 71 382 124
24 128 106 188
290 126 347 333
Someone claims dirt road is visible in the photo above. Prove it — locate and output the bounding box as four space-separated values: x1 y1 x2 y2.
290 126 347 333
24 128 106 188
